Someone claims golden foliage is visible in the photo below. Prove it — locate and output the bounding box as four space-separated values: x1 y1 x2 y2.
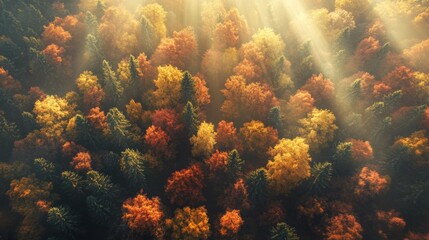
153 65 183 108
219 209 243 236
266 137 311 195
165 206 211 240
190 122 216 158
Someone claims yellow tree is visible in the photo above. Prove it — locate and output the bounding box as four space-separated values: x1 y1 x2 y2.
298 108 338 152
240 120 279 154
153 65 183 108
190 122 217 158
335 0 371 20
139 3 167 40
165 206 211 240
266 138 312 195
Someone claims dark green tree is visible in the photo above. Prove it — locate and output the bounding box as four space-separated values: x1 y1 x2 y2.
333 142 353 175
106 108 139 149
86 195 112 225
119 148 146 188
47 206 80 239
102 60 123 105
75 114 99 149
85 34 103 72
85 170 119 200
226 149 244 180
267 106 282 136
129 55 139 88
181 71 196 105
0 112 19 157
270 222 300 240
34 158 55 181
61 171 85 199
21 111 38 133
182 101 199 137
307 162 332 194
245 168 268 207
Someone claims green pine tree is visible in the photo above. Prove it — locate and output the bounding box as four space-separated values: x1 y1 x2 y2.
119 148 146 188
246 168 268 207
181 71 196 105
226 149 244 180
270 222 300 240
308 162 333 194
102 60 123 105
182 101 199 137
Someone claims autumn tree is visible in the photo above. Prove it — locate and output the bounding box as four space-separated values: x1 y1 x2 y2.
60 171 85 199
165 206 211 240
354 167 390 197
34 158 55 181
216 121 243 152
220 178 250 211
165 164 205 206
68 151 92 172
212 8 249 50
122 192 164 236
298 108 338 152
375 210 406 239
403 39 429 72
266 138 312 195
284 90 315 124
226 149 244 180
219 209 243 237
144 125 174 159
335 0 371 20
153 65 183 108
139 3 167 41
151 27 198 70
151 108 184 137
205 150 228 179
190 122 216 158
301 74 335 107
240 120 279 154
326 214 363 240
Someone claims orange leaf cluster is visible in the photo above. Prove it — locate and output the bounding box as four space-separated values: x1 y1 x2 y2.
165 164 205 206
205 150 228 178
71 152 92 172
350 139 374 162
144 125 173 159
219 209 243 236
301 74 335 105
354 167 390 197
215 121 243 152
326 214 363 240
122 193 164 235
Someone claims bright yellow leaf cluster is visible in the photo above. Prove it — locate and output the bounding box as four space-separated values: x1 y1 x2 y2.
153 65 183 107
190 122 217 158
75 71 100 93
266 137 312 195
298 108 338 152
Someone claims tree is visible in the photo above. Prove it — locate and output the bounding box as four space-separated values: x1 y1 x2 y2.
106 108 141 149
86 195 113 226
375 210 406 239
326 214 363 240
180 71 196 105
220 178 250 211
246 168 268 207
165 206 211 240
354 167 390 197
205 150 228 179
153 65 183 108
298 109 338 153
403 39 429 72
182 101 199 137
102 60 123 106
212 8 249 50
61 171 84 199
128 55 140 88
190 122 216 158
350 139 373 162
71 152 92 172
266 138 311 195
86 107 108 133
34 158 55 181
151 108 184 137
240 120 279 154
74 114 99 149
301 74 335 107
165 164 205 206
219 209 243 237
270 222 300 240
394 130 429 163
308 162 333 194
226 149 244 180
151 27 198 70
0 112 20 157
311 8 356 42
75 71 99 93
85 170 119 200
216 121 243 152
122 193 164 236
335 0 371 20
267 106 283 135
139 3 167 41
119 149 146 187
47 206 79 238
144 125 174 159
284 90 315 124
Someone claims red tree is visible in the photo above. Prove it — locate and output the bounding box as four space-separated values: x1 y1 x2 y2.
165 164 205 206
